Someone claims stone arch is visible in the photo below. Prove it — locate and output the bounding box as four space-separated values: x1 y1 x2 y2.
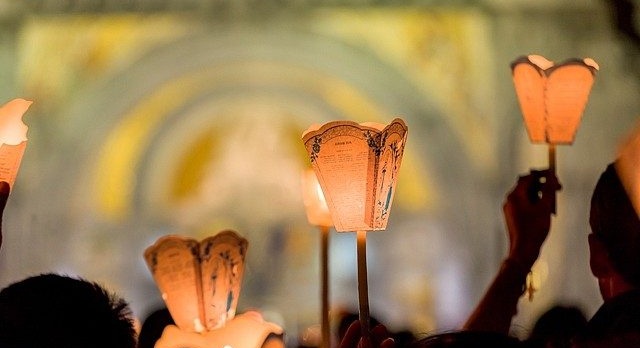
27 24 484 333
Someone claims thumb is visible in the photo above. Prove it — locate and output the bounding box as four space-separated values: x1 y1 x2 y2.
0 181 9 193
0 181 10 214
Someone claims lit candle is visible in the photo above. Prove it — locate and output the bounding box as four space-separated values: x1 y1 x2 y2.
511 55 598 146
512 55 598 214
0 98 31 189
302 118 408 339
301 169 333 348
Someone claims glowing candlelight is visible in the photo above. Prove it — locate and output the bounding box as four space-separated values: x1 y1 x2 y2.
301 169 333 348
0 98 31 189
511 55 598 214
302 118 408 339
512 55 598 146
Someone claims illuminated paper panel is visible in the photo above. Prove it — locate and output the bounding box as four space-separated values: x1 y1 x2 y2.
144 236 204 332
302 118 408 232
512 55 598 144
144 231 248 332
199 231 247 330
301 169 333 227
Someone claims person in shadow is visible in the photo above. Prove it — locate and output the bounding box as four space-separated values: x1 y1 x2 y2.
524 304 587 348
464 163 640 347
0 273 137 348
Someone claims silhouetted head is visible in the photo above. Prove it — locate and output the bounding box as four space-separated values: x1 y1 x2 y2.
138 306 175 348
527 305 587 348
0 273 136 348
589 163 640 287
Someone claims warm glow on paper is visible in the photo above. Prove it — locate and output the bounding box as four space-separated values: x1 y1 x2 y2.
0 98 31 188
144 231 248 332
301 169 333 227
511 55 598 144
302 118 408 232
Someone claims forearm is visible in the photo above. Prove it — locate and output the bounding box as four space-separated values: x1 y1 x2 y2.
462 258 530 333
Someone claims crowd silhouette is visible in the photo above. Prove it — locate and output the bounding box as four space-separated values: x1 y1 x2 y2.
462 163 640 347
2 141 640 347
0 273 137 348
334 160 640 347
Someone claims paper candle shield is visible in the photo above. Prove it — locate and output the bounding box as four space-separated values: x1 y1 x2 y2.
302 118 408 232
144 230 248 332
0 98 31 188
301 169 333 227
511 55 598 144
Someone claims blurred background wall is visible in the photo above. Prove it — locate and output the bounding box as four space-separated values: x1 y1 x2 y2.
0 0 639 345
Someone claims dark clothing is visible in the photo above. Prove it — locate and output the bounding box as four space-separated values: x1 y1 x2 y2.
590 164 640 288
575 289 640 347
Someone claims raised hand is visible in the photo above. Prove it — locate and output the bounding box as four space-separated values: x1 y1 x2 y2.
503 169 561 269
463 169 561 333
339 320 395 348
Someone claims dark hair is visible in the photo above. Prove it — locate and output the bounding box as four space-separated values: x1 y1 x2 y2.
0 273 136 348
526 305 587 348
137 306 175 348
590 163 640 287
409 331 522 348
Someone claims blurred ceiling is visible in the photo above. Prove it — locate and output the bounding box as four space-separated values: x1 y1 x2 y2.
0 0 606 16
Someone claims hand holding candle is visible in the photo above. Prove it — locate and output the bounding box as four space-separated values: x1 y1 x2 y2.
510 55 597 300
511 55 598 214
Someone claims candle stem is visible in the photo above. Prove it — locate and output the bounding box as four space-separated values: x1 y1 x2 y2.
320 225 330 348
356 230 370 340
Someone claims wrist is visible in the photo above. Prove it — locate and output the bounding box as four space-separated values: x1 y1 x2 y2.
507 248 538 269
501 258 532 297
502 257 532 276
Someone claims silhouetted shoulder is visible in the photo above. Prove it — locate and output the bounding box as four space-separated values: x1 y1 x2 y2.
410 331 523 348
